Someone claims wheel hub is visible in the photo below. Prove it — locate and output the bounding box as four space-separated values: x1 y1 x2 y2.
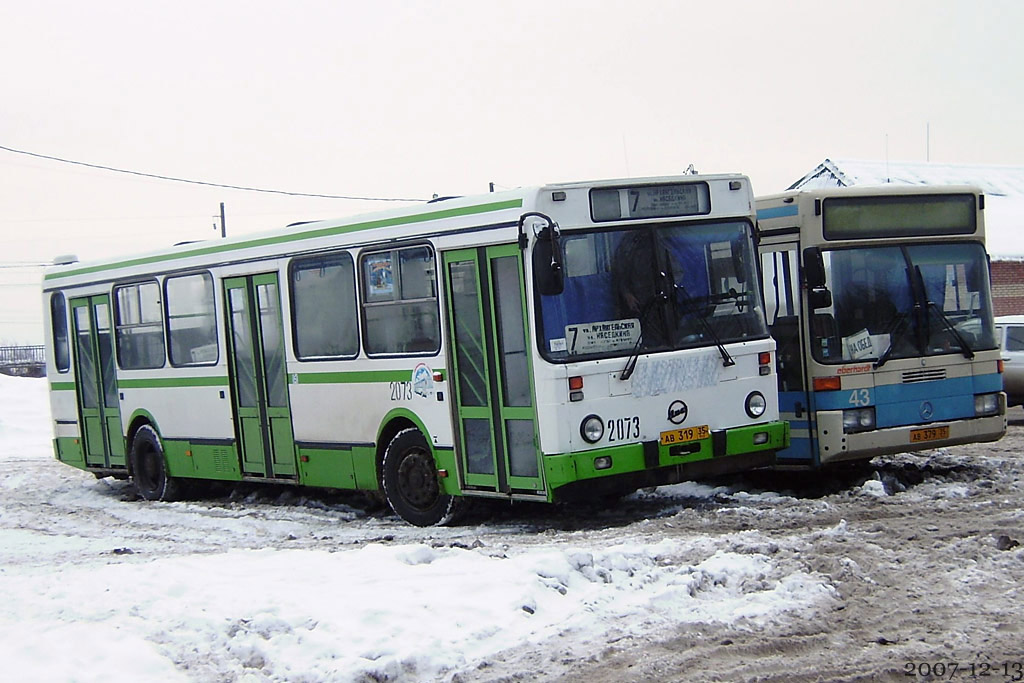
397 449 439 509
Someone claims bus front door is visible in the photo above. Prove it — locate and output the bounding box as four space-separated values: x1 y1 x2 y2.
444 245 545 496
70 295 126 468
224 274 297 479
761 244 819 466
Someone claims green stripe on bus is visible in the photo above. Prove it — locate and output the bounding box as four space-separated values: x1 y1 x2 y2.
296 369 441 384
117 376 230 389
44 199 524 281
50 381 76 391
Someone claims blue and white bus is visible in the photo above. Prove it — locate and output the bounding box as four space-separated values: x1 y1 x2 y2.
757 185 1005 467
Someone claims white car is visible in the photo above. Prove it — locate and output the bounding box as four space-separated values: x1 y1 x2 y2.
995 315 1024 406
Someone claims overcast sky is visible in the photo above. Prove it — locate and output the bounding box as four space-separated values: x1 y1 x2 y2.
2 0 1022 343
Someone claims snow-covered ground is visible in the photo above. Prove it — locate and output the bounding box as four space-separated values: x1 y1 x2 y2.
1 373 1022 681
0 375 837 682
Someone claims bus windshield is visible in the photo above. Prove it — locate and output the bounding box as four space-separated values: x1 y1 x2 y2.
812 242 997 364
537 220 768 361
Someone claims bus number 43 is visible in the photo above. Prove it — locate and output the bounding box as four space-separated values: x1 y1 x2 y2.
848 389 871 407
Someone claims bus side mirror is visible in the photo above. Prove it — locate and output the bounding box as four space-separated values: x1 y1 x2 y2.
533 231 564 296
523 212 564 296
808 288 832 310
803 247 832 309
803 247 826 289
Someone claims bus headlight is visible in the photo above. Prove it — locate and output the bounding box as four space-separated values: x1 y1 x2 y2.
744 392 767 418
842 407 875 433
580 415 605 443
974 392 1000 417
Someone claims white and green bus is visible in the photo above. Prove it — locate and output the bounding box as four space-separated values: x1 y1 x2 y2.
757 185 1005 468
43 174 788 525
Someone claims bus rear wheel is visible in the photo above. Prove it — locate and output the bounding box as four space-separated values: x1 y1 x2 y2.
382 428 463 527
130 425 179 501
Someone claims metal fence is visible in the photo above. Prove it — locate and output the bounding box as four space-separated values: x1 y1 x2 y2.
0 345 46 377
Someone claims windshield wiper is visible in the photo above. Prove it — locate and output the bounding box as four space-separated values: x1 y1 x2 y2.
874 309 912 369
663 248 734 368
619 251 737 381
906 263 973 359
673 282 735 368
619 286 668 381
926 301 975 359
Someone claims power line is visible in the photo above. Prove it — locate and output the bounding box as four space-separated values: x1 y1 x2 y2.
0 143 429 202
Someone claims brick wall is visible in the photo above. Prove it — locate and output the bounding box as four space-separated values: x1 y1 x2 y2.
991 260 1024 316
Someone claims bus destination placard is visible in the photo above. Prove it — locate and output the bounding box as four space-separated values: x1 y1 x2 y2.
564 319 640 355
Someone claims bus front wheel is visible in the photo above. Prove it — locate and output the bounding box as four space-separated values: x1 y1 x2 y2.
130 424 179 501
382 428 462 527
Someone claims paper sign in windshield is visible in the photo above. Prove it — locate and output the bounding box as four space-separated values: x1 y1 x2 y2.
843 328 875 360
565 319 641 355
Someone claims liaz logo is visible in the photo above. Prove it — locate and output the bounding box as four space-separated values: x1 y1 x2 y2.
667 400 688 425
412 363 434 398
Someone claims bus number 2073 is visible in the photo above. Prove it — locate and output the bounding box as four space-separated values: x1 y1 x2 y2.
607 416 641 443
390 381 414 401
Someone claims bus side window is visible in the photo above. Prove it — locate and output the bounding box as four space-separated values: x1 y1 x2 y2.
291 252 359 359
165 272 219 366
114 281 166 370
50 292 71 373
361 246 441 356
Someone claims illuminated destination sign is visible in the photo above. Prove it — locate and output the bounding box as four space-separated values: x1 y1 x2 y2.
822 193 976 239
590 183 710 222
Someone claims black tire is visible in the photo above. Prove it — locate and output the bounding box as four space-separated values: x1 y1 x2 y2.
381 428 464 527
130 424 180 501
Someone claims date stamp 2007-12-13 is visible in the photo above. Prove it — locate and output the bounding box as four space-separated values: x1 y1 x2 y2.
903 661 1023 680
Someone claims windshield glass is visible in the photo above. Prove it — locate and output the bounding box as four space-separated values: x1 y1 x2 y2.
811 242 997 364
537 220 768 361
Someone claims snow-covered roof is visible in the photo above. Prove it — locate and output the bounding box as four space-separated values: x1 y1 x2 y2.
789 158 1024 197
789 158 1024 258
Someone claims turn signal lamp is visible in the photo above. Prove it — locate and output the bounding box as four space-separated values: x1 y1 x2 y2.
569 375 584 402
813 376 842 392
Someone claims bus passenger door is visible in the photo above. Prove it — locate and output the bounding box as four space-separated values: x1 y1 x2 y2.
760 245 819 465
443 245 544 495
70 295 126 468
224 274 297 479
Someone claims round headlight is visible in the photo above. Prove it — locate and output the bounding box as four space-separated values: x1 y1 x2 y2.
580 415 604 443
745 391 767 418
